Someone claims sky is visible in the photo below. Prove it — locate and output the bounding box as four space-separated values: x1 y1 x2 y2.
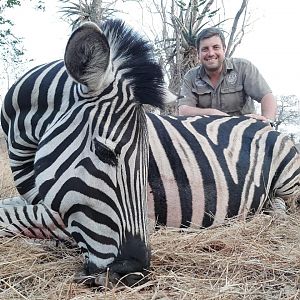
234 0 300 98
3 0 300 100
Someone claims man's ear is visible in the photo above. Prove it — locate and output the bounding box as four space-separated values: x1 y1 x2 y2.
197 51 201 61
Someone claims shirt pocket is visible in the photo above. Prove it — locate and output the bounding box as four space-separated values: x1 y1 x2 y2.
192 87 212 108
220 85 244 113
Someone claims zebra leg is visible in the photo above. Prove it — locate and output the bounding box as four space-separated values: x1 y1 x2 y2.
267 145 300 218
7 147 42 205
268 197 288 219
267 187 300 219
0 204 72 242
0 196 27 207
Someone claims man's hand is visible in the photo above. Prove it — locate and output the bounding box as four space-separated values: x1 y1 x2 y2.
244 113 267 121
245 114 274 127
210 109 229 116
178 105 229 116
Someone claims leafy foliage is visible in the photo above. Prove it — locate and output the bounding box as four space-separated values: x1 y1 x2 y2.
0 1 44 91
59 0 119 29
153 0 221 93
0 1 24 90
146 0 251 96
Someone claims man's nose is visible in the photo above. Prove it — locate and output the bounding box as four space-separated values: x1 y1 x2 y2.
207 48 215 56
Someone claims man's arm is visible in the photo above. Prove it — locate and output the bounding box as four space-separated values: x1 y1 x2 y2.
245 93 277 122
261 93 277 120
242 59 277 121
178 105 229 116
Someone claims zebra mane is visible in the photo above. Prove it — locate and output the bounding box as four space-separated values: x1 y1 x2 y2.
100 19 165 109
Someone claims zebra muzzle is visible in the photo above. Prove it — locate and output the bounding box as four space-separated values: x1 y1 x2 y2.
73 267 149 287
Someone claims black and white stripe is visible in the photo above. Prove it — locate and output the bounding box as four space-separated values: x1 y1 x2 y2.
1 19 167 285
147 114 300 228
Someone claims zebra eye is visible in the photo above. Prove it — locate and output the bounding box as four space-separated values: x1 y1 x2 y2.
93 139 118 166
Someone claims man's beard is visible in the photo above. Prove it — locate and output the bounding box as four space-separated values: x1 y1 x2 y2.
204 60 223 72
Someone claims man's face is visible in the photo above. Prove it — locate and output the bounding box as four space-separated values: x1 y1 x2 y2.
198 35 225 73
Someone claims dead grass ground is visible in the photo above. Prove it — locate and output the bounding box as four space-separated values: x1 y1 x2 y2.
0 130 17 199
1 130 300 300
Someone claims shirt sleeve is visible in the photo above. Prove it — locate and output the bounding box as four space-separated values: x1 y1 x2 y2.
242 59 272 103
178 69 198 107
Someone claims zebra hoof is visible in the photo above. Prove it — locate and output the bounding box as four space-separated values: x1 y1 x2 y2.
267 197 288 221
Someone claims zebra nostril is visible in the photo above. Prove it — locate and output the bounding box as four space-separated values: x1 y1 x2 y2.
111 233 151 273
80 234 152 287
85 260 106 277
75 260 149 287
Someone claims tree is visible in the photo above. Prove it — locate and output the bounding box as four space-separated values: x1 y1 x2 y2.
128 0 253 115
0 1 45 92
143 0 253 95
59 0 121 28
0 1 25 89
225 0 249 57
275 95 300 131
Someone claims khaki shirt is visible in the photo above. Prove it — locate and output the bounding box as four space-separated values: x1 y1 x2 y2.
179 57 272 116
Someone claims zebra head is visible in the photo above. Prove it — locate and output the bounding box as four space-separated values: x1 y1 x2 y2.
34 19 167 286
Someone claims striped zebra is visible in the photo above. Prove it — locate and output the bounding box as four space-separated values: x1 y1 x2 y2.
146 114 300 228
0 19 169 286
1 22 300 286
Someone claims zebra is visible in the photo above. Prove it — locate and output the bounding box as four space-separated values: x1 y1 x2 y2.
0 19 171 286
146 113 300 228
1 21 300 287
4 111 298 230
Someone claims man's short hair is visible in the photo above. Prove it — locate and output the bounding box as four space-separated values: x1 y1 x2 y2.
196 27 226 52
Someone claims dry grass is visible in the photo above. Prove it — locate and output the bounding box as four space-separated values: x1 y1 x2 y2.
1 131 300 299
0 130 17 200
1 216 300 299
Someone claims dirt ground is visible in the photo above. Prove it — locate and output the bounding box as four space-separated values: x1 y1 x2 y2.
0 128 300 299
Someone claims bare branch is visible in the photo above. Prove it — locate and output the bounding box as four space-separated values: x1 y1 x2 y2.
225 0 248 57
196 0 215 27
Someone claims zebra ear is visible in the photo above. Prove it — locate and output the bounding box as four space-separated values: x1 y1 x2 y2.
64 22 110 91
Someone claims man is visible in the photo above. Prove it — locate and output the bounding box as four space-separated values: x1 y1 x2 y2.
179 27 277 124
178 27 287 217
